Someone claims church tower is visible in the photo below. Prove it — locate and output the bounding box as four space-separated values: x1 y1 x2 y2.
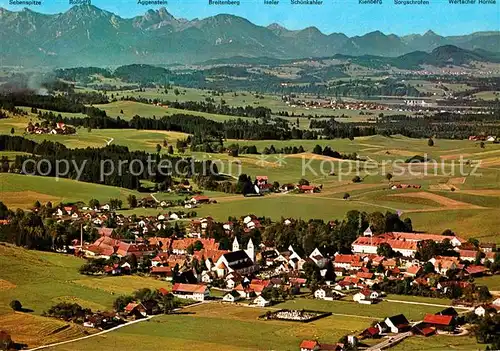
232 237 240 252
245 238 255 262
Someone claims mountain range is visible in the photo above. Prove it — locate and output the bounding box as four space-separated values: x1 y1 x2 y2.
0 5 499 67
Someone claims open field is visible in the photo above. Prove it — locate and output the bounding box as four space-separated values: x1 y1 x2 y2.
0 244 171 315
94 100 246 122
3 109 500 240
275 298 443 321
0 173 142 209
0 312 93 349
0 244 171 348
392 335 482 351
48 302 374 351
474 275 500 293
44 299 482 351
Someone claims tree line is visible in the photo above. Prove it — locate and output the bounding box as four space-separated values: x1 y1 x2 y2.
0 136 216 190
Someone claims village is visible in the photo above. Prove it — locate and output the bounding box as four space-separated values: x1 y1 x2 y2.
8 196 496 351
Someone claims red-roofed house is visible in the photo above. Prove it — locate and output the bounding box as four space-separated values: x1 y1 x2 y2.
465 265 488 277
423 314 454 329
405 265 422 277
83 236 121 258
356 272 374 280
190 195 211 205
459 250 479 262
124 303 147 318
298 185 318 194
150 266 173 279
300 340 319 351
334 254 361 270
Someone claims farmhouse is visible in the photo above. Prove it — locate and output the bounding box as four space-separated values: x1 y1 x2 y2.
124 303 147 319
404 265 422 277
384 314 410 333
422 314 454 330
353 289 379 304
474 304 500 317
171 283 210 301
189 195 211 205
253 295 271 307
333 254 361 270
222 290 241 302
314 287 344 301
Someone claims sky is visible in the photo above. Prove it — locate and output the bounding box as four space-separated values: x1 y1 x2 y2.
1 0 499 36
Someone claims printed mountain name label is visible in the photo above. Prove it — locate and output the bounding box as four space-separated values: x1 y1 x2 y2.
9 0 42 4
209 0 241 4
137 0 168 4
291 0 323 4
69 0 91 4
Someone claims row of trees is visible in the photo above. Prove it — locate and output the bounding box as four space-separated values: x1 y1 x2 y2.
1 136 216 190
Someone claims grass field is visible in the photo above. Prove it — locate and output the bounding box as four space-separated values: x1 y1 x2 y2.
275 298 443 321
0 312 93 349
3 110 500 241
48 302 374 351
45 298 482 351
0 244 172 347
94 100 246 122
0 173 142 209
392 335 482 351
474 275 500 292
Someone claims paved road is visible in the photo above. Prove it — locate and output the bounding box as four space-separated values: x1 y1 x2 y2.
27 301 206 351
26 316 154 351
383 299 472 310
365 331 413 351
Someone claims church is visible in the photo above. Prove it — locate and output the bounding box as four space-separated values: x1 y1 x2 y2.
214 237 258 278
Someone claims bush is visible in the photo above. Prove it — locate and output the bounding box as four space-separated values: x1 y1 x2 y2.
9 300 22 311
352 176 362 183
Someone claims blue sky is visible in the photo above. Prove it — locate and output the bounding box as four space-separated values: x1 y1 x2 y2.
2 0 499 36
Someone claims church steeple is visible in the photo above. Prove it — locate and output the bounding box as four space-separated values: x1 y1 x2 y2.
245 238 255 262
232 237 240 252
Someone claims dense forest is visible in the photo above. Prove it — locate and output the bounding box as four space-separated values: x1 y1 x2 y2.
0 93 108 116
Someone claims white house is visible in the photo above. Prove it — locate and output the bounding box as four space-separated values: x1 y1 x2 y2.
353 290 379 304
475 305 487 317
223 290 241 303
172 283 210 301
314 287 345 300
253 295 270 307
384 314 410 333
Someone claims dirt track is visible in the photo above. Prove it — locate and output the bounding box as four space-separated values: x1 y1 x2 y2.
388 191 484 209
